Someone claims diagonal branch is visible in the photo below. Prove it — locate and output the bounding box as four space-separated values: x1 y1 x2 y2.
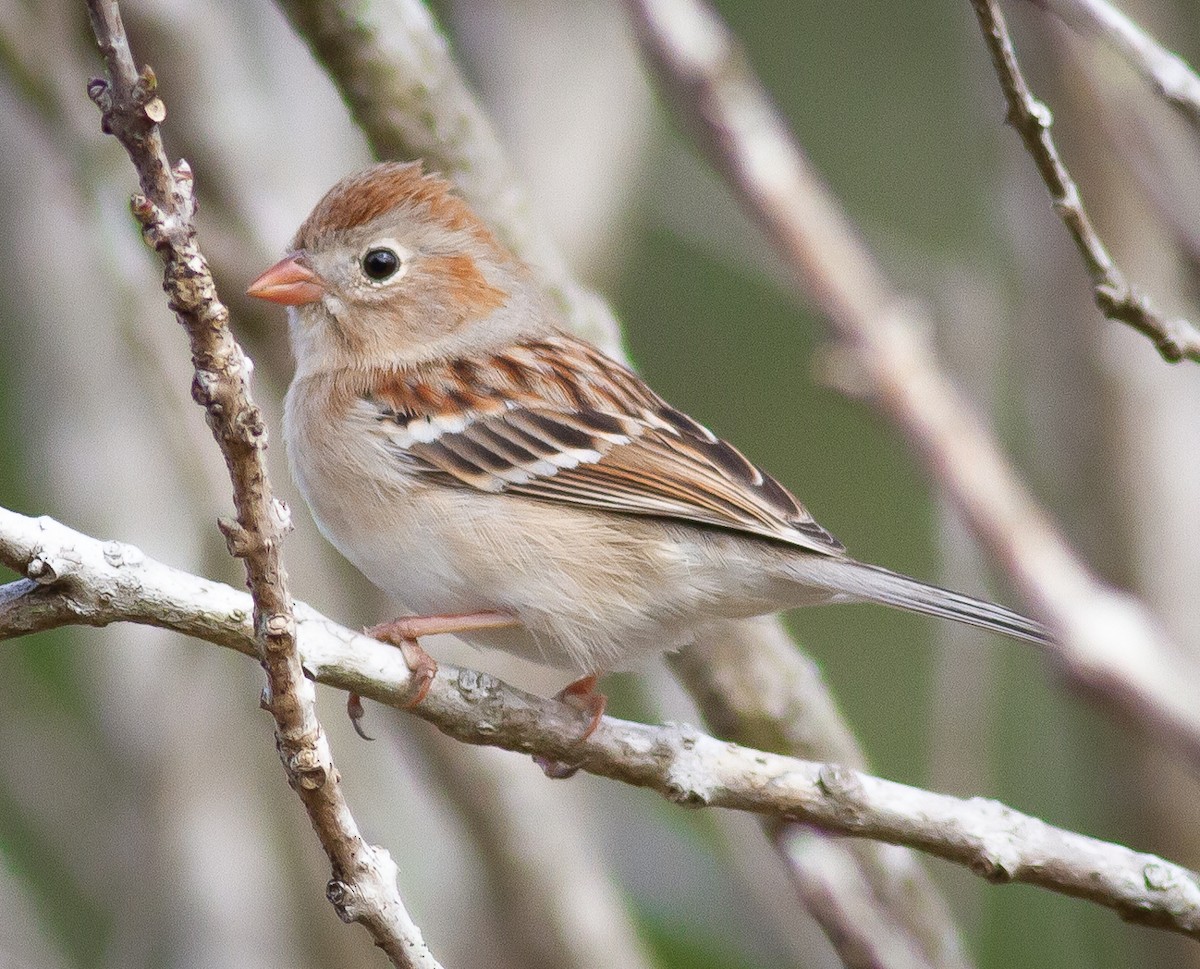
267 1 970 962
1025 0 1200 134
623 0 1200 773
766 824 949 969
671 635 967 969
970 0 1200 364
83 3 438 965
2 506 1200 941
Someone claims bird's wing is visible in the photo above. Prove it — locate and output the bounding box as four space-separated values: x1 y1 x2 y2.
360 335 845 556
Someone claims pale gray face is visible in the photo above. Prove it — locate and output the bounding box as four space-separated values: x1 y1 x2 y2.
250 161 559 373
299 221 417 325
285 211 558 375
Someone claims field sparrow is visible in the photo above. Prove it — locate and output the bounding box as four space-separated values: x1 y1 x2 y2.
248 161 1047 736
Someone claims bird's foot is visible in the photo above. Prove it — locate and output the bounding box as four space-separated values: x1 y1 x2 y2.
348 609 517 737
535 673 607 779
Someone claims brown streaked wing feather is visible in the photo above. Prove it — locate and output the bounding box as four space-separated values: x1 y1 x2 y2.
510 426 844 553
371 335 845 555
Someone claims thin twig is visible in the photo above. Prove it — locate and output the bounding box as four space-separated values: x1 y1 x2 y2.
83 4 438 965
970 0 1200 363
2 507 1200 941
767 824 937 969
672 630 969 969
267 0 970 959
623 0 1200 769
1025 0 1200 133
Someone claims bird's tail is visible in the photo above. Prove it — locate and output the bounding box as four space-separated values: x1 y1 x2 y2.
795 558 1051 645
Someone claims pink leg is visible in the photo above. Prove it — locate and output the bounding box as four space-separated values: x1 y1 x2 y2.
368 610 518 644
347 610 518 738
535 673 608 780
369 609 517 706
556 674 608 740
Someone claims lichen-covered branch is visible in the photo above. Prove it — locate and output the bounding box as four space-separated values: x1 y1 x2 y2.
3 507 1200 941
970 0 1200 363
623 0 1200 771
83 3 438 964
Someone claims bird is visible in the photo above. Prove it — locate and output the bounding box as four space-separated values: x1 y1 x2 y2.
247 160 1048 741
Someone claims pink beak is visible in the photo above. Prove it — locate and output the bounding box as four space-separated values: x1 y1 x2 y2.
246 253 326 306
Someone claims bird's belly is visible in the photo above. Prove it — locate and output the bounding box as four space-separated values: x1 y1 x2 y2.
304 476 499 618
300 468 779 672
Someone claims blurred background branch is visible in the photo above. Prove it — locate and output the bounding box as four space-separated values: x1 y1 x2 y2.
970 0 1200 363
4 507 1200 943
1 0 1198 967
625 0 1200 773
1026 0 1200 132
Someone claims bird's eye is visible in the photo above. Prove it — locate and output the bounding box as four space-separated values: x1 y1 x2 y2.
362 247 402 282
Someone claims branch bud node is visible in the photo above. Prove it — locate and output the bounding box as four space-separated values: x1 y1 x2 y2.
264 612 295 642
86 77 111 109
217 517 253 558
191 370 218 407
233 406 267 446
129 193 156 225
144 98 166 124
326 880 358 922
817 763 863 803
134 64 158 96
269 498 294 534
26 554 59 584
288 748 328 790
102 541 143 568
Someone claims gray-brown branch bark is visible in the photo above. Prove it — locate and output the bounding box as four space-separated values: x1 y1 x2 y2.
84 3 438 964
623 0 1200 775
2 506 1199 941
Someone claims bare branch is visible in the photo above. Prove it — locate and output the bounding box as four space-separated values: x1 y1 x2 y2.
268 0 971 957
1026 0 1200 133
767 824 940 969
672 632 970 969
3 507 1200 941
83 4 438 964
623 0 1200 773
969 0 1200 364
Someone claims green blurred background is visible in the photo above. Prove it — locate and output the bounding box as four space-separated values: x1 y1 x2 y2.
2 0 1199 967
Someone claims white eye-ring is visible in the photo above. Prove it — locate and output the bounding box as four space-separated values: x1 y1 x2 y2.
360 239 411 284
